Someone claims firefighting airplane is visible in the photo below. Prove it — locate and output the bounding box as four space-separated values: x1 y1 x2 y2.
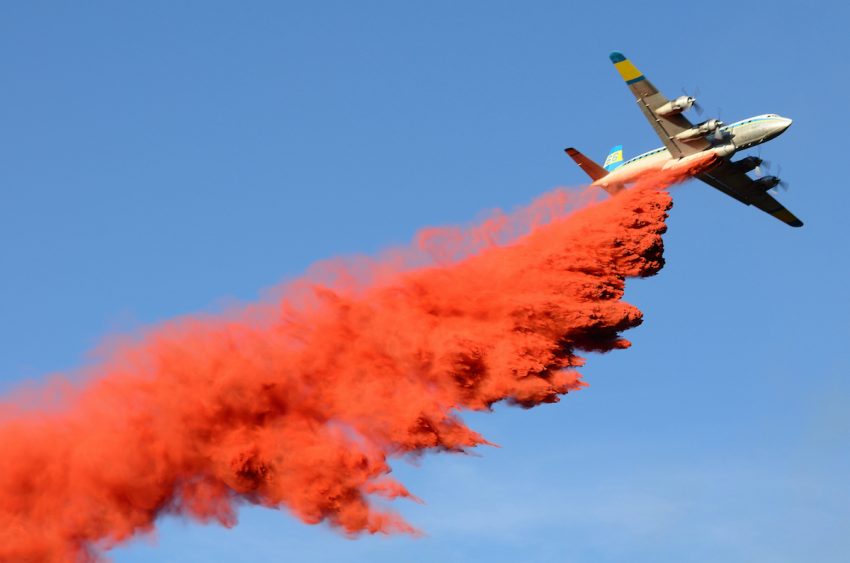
565 51 802 227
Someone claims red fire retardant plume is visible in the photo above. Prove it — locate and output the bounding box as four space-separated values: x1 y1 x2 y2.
0 162 707 561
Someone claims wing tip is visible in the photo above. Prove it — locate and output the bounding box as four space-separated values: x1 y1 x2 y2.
768 205 803 227
609 51 626 63
772 208 804 227
564 147 578 155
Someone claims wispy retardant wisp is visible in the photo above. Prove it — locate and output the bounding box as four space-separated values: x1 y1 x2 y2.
0 161 710 561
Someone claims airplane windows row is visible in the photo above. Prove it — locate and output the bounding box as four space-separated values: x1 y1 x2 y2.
732 115 777 128
625 147 665 165
734 118 758 127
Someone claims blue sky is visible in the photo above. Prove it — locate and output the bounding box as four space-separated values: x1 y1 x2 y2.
1 2 848 561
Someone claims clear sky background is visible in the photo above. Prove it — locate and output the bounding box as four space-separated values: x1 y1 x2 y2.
2 2 848 562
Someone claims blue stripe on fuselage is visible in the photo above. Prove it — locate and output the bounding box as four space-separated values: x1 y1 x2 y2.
616 116 781 169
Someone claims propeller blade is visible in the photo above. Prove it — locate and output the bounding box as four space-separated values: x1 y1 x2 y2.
681 87 703 115
755 148 772 175
693 100 704 116
774 165 788 191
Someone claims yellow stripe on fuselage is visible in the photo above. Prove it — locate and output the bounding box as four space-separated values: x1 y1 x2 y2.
614 60 643 82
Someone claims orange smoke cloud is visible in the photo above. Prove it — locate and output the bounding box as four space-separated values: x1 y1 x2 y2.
0 164 703 561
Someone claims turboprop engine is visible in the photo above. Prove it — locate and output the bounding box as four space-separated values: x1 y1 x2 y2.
754 176 781 191
656 95 697 117
733 156 764 174
674 119 724 142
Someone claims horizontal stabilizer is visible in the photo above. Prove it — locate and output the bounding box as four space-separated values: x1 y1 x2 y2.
564 147 608 181
565 147 622 195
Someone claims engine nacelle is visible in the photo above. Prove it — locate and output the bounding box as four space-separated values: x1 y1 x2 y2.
755 176 781 191
674 119 724 142
733 156 763 174
656 95 696 117
712 143 736 158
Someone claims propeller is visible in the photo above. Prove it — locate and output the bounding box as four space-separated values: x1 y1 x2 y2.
754 148 772 177
755 157 773 178
682 87 704 116
712 119 729 142
769 165 790 194
708 107 726 143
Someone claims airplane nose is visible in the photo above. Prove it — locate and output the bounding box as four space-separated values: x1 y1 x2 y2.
772 117 792 137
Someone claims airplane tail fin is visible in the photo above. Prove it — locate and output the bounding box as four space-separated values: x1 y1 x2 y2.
603 145 625 171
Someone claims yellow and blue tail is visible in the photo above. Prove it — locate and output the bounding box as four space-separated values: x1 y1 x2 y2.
603 145 624 171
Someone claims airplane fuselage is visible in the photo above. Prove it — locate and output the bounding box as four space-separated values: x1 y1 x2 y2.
594 114 792 189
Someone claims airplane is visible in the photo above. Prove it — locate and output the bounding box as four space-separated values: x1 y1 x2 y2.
565 51 802 227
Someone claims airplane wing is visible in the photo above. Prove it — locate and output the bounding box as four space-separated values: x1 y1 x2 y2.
697 160 803 227
609 52 710 158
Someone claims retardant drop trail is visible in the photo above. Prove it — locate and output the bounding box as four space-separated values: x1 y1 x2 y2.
0 164 703 562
